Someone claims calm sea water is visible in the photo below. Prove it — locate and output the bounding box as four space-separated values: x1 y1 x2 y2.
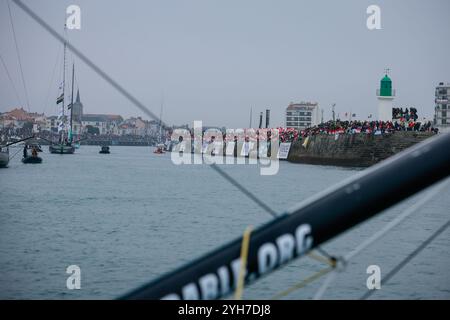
0 145 449 299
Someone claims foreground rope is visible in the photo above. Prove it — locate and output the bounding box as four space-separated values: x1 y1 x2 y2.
308 251 337 267
234 226 253 300
269 250 338 300
271 266 334 300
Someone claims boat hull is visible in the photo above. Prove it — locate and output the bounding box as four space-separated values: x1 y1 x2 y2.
49 144 75 154
0 151 9 168
22 156 42 164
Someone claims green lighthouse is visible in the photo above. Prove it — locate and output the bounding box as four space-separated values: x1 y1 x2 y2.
377 69 395 122
379 74 393 96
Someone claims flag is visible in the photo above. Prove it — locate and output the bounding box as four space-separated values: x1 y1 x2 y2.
302 136 309 148
56 93 64 104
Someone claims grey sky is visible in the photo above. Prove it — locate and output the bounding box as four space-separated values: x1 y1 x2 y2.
1 0 449 128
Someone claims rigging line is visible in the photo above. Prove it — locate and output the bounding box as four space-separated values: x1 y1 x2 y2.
315 246 337 263
312 178 450 300
361 217 450 300
7 0 30 111
210 163 277 218
271 266 334 300
0 52 23 107
307 251 336 267
41 46 62 115
11 0 280 222
313 269 338 300
269 250 338 300
9 147 22 160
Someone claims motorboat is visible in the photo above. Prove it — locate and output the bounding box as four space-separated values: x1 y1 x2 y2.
154 144 166 154
99 146 110 154
22 156 42 164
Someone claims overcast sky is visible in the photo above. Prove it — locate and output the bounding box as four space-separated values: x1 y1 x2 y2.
1 0 449 128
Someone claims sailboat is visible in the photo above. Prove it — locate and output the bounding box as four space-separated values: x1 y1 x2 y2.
49 26 75 155
0 136 35 168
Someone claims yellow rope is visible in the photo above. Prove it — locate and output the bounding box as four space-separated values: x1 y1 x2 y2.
234 226 253 300
307 251 336 267
270 250 337 300
271 266 334 300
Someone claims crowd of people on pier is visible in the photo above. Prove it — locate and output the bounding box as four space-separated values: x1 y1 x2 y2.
176 117 439 146
392 107 418 121
278 127 300 143
299 119 437 138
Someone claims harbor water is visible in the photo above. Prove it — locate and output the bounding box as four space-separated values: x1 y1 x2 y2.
0 146 449 299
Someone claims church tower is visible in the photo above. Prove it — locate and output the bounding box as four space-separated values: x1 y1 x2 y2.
377 70 395 121
71 89 83 135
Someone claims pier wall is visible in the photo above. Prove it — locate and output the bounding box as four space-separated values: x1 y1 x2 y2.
288 131 435 167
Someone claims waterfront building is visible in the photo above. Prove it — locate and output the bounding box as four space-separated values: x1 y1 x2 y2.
45 115 59 132
81 114 123 135
434 82 450 132
377 71 396 122
121 117 148 136
0 108 45 129
285 102 320 130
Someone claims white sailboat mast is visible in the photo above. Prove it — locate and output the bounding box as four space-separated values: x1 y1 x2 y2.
62 26 67 127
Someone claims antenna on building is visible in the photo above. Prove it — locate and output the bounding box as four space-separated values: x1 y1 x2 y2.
332 103 336 122
259 112 263 129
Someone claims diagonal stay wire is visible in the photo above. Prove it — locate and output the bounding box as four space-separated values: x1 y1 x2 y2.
211 164 277 218
41 46 61 115
7 0 30 111
361 217 450 300
12 0 279 219
0 52 23 107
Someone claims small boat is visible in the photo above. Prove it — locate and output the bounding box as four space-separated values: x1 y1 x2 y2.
99 146 110 154
154 144 166 154
0 148 9 168
0 137 35 168
22 156 42 164
49 144 75 154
